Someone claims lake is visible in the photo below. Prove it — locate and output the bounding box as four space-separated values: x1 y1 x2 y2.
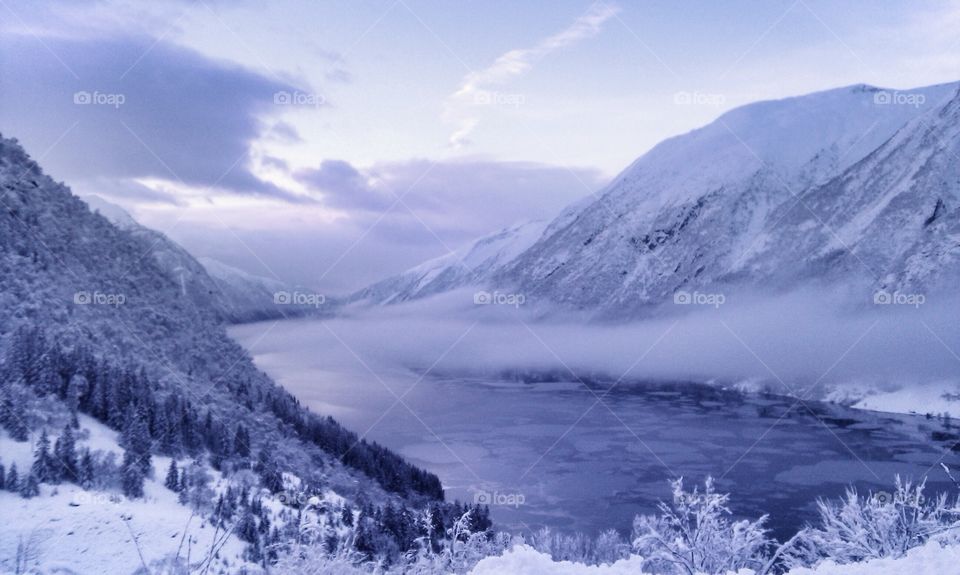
230 318 960 542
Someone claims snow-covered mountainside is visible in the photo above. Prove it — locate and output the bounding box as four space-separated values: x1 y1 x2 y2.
83 195 322 323
355 82 960 316
196 256 317 322
0 134 454 572
351 220 547 304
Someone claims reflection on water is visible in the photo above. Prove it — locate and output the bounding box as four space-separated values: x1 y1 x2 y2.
231 321 960 542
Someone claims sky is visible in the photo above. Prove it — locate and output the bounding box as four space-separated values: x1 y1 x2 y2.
2 0 960 293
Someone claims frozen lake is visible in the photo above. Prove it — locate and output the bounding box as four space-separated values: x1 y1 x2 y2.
231 318 959 541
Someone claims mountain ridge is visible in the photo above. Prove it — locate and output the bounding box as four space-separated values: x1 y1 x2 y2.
351 81 960 316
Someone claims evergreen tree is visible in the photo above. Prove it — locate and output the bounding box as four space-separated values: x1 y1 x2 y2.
20 473 39 498
255 446 283 493
121 449 145 498
6 463 19 492
237 508 258 543
53 424 78 482
32 428 53 482
0 462 5 490
164 460 180 491
234 424 251 458
121 405 152 476
1 386 29 441
354 519 377 561
79 450 95 488
66 373 88 426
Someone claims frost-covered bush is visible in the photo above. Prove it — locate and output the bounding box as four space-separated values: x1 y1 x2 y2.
526 526 630 565
784 477 960 569
270 544 371 575
631 477 772 574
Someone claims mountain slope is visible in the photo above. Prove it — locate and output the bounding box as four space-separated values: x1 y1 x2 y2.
743 87 960 292
83 195 322 323
499 82 960 314
0 133 450 570
351 220 547 304
354 82 960 316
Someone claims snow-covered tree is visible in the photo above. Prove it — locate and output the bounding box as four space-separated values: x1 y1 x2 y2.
632 477 772 575
121 449 145 498
53 423 78 481
19 472 40 498
784 477 960 569
6 462 19 492
31 428 53 482
164 459 180 491
78 449 95 488
121 404 152 475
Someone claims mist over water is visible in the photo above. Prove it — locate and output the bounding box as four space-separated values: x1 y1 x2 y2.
273 286 960 400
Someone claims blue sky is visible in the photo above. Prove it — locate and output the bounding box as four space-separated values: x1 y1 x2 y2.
2 0 960 291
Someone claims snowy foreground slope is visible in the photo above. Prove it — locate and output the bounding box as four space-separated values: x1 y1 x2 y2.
0 417 251 573
468 541 960 575
354 82 960 315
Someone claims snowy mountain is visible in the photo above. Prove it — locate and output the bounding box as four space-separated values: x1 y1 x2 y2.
354 82 960 315
196 256 322 322
350 220 548 304
83 195 323 323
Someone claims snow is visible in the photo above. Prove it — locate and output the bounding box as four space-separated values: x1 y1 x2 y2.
467 541 960 575
352 220 547 304
846 381 960 419
784 539 960 575
198 256 287 294
0 417 254 575
0 480 251 574
468 545 648 575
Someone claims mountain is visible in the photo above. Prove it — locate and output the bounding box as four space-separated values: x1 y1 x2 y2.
83 195 326 322
0 134 466 571
196 255 321 321
353 82 960 315
350 219 548 304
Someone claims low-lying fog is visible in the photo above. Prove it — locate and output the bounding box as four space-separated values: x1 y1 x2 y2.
249 286 960 404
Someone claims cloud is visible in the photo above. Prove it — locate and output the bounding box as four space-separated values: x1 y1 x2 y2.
135 158 603 292
296 157 603 242
445 2 619 148
0 32 313 202
73 177 184 206
297 160 373 209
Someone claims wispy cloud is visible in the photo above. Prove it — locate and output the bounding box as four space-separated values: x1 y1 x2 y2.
445 2 619 149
